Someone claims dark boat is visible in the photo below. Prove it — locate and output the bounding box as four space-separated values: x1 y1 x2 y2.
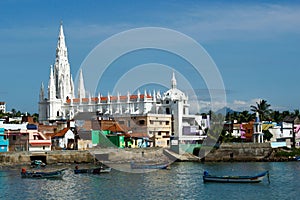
130 162 170 170
21 168 66 179
74 166 111 174
31 160 46 168
203 171 270 183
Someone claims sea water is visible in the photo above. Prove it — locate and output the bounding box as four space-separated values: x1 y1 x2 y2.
0 162 299 200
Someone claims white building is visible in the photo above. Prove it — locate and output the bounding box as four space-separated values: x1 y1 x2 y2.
39 23 209 154
253 112 264 143
0 102 5 113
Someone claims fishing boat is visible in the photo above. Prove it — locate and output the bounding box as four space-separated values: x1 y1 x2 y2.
130 162 170 170
31 160 46 168
74 166 111 174
21 168 66 179
203 170 270 183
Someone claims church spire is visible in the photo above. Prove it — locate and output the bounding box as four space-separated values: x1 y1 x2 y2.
48 65 56 100
39 82 45 101
57 21 66 50
78 69 86 99
53 22 74 100
171 71 177 89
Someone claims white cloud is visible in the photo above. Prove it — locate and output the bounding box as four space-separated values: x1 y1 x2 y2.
172 3 300 41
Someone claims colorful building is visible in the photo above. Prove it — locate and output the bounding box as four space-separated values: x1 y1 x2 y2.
0 128 8 152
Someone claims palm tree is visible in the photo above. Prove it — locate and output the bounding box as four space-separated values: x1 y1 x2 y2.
238 110 253 123
271 110 282 123
292 109 300 118
250 99 272 121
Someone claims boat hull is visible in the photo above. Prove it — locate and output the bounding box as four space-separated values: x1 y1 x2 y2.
74 167 111 174
203 171 269 183
21 169 65 179
130 162 170 169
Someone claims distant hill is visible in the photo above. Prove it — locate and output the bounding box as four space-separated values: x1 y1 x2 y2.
215 107 238 115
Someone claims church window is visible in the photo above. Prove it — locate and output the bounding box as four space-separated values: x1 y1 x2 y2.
57 111 60 116
166 108 170 114
166 100 169 104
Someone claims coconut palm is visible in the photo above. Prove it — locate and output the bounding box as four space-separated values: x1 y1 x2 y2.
238 110 253 123
250 99 272 121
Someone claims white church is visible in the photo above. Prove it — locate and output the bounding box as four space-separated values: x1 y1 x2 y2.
39 23 209 153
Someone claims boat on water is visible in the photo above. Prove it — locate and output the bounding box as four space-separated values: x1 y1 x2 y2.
203 170 270 183
74 165 111 174
31 160 46 168
130 162 170 170
21 168 66 179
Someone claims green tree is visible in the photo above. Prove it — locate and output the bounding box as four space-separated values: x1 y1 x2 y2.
238 110 253 123
250 99 272 121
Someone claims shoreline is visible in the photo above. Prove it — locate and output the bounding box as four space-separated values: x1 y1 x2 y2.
0 144 298 167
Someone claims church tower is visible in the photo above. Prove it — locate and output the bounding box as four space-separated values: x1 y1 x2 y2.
53 22 74 100
39 23 75 123
78 69 86 99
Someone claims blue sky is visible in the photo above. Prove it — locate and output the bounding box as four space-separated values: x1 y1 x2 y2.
1 0 300 114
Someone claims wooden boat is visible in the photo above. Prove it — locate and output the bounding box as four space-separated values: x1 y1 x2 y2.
21 168 66 179
203 170 270 183
74 166 111 174
130 162 170 170
31 160 46 168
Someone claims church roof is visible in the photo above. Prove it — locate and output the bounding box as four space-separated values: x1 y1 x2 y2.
163 88 187 101
163 72 187 101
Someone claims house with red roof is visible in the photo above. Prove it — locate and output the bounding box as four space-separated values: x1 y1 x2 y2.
51 127 75 150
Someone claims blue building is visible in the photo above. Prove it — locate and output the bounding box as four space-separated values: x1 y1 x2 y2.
0 128 9 152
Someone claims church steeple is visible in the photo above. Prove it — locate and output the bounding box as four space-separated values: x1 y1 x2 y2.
39 82 45 101
78 69 86 99
57 21 66 52
171 71 177 89
53 22 74 100
48 65 56 100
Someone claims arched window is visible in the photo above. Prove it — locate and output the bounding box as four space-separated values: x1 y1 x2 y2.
166 108 170 114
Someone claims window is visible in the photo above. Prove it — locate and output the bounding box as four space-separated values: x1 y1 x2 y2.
13 135 16 140
158 132 162 136
166 100 169 104
150 120 154 124
166 121 170 125
139 120 145 125
166 108 170 114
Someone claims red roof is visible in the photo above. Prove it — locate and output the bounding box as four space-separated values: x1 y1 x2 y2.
65 93 153 104
51 128 72 138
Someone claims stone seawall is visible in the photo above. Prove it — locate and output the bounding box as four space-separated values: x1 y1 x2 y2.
204 143 273 162
0 150 94 166
0 143 279 166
